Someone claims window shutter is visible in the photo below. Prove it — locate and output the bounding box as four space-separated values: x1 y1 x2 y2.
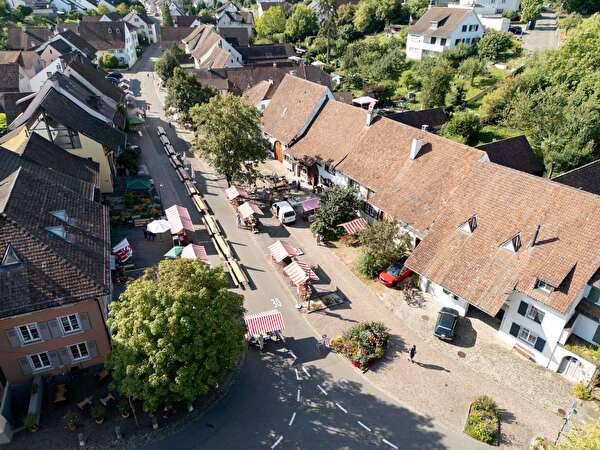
38 322 51 341
509 322 520 337
592 325 600 345
58 347 72 365
79 312 91 331
87 341 98 359
48 350 60 368
6 328 22 347
517 301 528 316
534 337 546 352
18 357 32 375
48 319 62 338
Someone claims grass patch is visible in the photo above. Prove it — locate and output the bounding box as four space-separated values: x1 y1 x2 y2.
564 335 600 367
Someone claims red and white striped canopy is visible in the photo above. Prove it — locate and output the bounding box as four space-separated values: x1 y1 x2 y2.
238 201 263 219
244 309 285 338
181 244 209 262
165 205 194 234
339 217 368 235
268 240 300 262
225 186 248 201
283 261 319 286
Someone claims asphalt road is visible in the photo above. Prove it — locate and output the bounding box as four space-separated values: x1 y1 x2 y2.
124 45 486 450
522 11 560 51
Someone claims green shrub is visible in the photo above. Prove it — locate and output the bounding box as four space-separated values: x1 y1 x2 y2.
464 395 499 444
472 395 499 415
573 382 594 400
338 321 390 368
100 53 119 69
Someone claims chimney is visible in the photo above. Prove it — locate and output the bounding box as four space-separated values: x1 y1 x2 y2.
529 224 541 248
421 124 429 132
365 101 377 127
410 137 424 160
273 62 277 68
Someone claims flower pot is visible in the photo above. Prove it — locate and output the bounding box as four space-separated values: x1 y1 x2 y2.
95 417 105 425
351 360 361 368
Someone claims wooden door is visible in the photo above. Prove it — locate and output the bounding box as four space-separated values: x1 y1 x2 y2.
274 141 283 161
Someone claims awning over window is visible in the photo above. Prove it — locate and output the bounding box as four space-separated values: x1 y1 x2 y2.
300 197 320 213
165 205 194 233
244 309 285 338
238 201 263 219
339 217 368 235
225 186 248 201
268 240 300 262
283 261 319 286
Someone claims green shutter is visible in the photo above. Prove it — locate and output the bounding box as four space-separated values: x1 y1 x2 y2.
592 325 600 345
517 301 528 316
587 286 600 304
509 323 520 337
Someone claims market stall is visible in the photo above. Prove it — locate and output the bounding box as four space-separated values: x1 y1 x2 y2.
244 309 285 349
338 217 368 235
268 240 301 263
283 260 320 300
300 197 320 221
165 204 194 245
181 243 209 263
237 201 263 233
225 186 248 206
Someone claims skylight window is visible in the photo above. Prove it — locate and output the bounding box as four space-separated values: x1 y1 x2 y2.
51 210 71 224
1 245 21 267
46 226 69 241
459 215 477 234
535 279 554 294
501 233 521 252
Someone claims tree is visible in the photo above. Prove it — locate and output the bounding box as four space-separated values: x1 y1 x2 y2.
554 421 600 450
255 6 286 40
477 30 514 61
100 53 119 68
420 59 453 108
560 13 583 33
309 185 361 240
446 83 467 113
353 0 379 34
154 45 182 82
191 94 269 186
130 1 146 15
317 0 337 63
458 56 487 84
97 3 109 15
354 220 411 278
562 0 600 14
116 2 129 15
285 4 318 42
165 67 216 125
161 2 173 26
403 0 429 20
442 111 482 145
520 0 543 23
107 259 246 413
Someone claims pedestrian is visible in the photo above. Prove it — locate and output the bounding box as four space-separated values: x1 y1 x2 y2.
409 344 416 363
143 225 148 240
149 231 155 241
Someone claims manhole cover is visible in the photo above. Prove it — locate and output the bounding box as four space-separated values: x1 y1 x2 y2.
557 408 566 417
457 351 466 358
421 315 429 321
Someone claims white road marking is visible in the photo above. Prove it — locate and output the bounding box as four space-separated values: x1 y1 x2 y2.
271 436 283 449
302 367 310 378
335 402 347 414
288 412 296 426
382 438 399 449
357 421 372 432
297 389 301 402
317 384 328 396
295 368 301 381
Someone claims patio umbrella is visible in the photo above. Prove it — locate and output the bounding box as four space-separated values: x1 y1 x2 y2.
147 219 171 234
164 246 184 259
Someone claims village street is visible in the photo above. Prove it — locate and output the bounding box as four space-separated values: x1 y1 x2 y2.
124 45 571 449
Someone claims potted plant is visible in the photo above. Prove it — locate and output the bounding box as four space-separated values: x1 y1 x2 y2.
118 399 130 418
91 404 106 424
63 411 79 431
23 413 38 432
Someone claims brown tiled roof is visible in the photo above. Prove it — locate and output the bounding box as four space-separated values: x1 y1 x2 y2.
161 27 196 47
243 80 271 106
219 26 249 47
0 64 20 92
235 43 295 64
190 27 222 61
181 24 207 46
186 68 230 90
408 7 472 38
173 15 201 27
476 135 543 176
288 100 368 166
58 30 98 59
6 26 53 50
405 161 600 316
0 167 110 318
76 21 128 50
262 74 330 145
333 91 353 104
553 159 600 196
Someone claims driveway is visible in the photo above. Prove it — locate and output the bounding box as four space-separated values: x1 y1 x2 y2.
522 11 560 51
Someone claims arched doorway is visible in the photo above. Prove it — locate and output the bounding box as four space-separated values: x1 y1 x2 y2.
558 356 580 380
274 141 283 162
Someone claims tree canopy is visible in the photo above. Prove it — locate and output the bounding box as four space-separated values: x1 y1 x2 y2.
520 0 544 22
116 3 129 15
154 44 182 82
165 67 216 125
310 185 361 240
161 2 173 26
477 30 514 61
107 259 246 413
97 3 109 15
355 220 411 278
442 111 482 145
285 4 318 42
419 58 453 108
191 94 269 185
255 6 286 41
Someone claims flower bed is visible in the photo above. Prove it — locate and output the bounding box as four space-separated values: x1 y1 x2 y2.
464 395 500 445
331 321 390 370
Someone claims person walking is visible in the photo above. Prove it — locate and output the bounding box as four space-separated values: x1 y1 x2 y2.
409 344 416 363
143 225 148 240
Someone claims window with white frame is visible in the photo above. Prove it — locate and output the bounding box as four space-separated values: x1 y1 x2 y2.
69 342 89 361
535 279 554 294
19 323 41 344
526 304 545 324
29 352 51 370
518 327 538 346
59 314 81 334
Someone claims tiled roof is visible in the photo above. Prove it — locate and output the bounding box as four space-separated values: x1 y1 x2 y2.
0 167 110 318
262 74 330 145
408 7 472 38
0 64 20 92
243 80 271 106
553 159 600 196
161 27 196 47
405 161 600 316
235 43 295 64
48 38 73 55
76 21 127 50
219 26 249 47
6 26 53 50
63 52 124 103
476 135 543 176
385 108 448 131
185 68 231 90
173 15 200 27
58 30 97 59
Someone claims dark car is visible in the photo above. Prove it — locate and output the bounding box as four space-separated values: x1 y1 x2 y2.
105 77 118 86
508 26 522 35
378 257 412 287
107 71 123 80
434 307 459 341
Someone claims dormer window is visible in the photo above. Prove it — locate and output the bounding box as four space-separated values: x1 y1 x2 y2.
501 233 521 252
46 226 68 241
51 209 71 224
459 215 477 234
1 245 21 267
430 20 439 30
535 279 554 294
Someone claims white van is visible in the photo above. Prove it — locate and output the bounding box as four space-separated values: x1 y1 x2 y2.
272 201 296 225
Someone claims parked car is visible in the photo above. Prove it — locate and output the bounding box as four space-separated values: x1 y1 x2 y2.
108 71 123 80
105 77 119 86
508 26 522 35
378 257 411 287
434 307 459 341
271 201 296 224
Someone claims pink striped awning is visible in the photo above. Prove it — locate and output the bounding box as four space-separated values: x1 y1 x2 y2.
339 217 368 235
165 205 194 234
181 244 209 262
238 201 263 219
225 186 248 201
268 240 300 262
244 309 285 338
283 261 319 286
301 197 320 213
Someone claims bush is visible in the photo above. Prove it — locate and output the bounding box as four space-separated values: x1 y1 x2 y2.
63 411 79 429
442 112 482 145
91 404 106 420
464 396 499 444
477 30 514 61
354 220 411 278
100 53 119 69
573 382 594 400
336 321 390 369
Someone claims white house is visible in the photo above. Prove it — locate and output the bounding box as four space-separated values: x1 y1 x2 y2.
448 3 510 31
216 10 254 38
124 11 159 43
76 21 139 67
406 7 484 60
456 0 520 14
183 25 243 69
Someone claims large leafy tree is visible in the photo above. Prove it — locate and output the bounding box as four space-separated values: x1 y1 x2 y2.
255 6 286 40
309 185 361 240
165 67 216 125
116 3 129 15
285 4 318 42
107 259 246 413
562 0 600 14
520 0 543 22
161 2 173 26
317 0 337 63
191 93 269 185
477 30 514 61
458 56 487 84
419 58 453 108
441 111 482 145
154 44 182 82
354 220 411 278
97 3 109 15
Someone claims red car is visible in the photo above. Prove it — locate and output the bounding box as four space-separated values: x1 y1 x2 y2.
378 257 412 287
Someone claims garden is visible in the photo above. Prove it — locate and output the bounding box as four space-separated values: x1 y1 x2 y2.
331 321 390 370
464 395 500 445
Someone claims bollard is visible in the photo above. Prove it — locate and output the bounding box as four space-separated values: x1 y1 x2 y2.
115 425 122 440
78 432 85 447
152 416 158 430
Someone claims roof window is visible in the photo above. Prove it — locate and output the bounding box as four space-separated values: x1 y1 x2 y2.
501 233 521 252
1 245 21 267
51 209 71 224
459 215 477 234
430 20 439 30
535 279 554 294
46 226 69 241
